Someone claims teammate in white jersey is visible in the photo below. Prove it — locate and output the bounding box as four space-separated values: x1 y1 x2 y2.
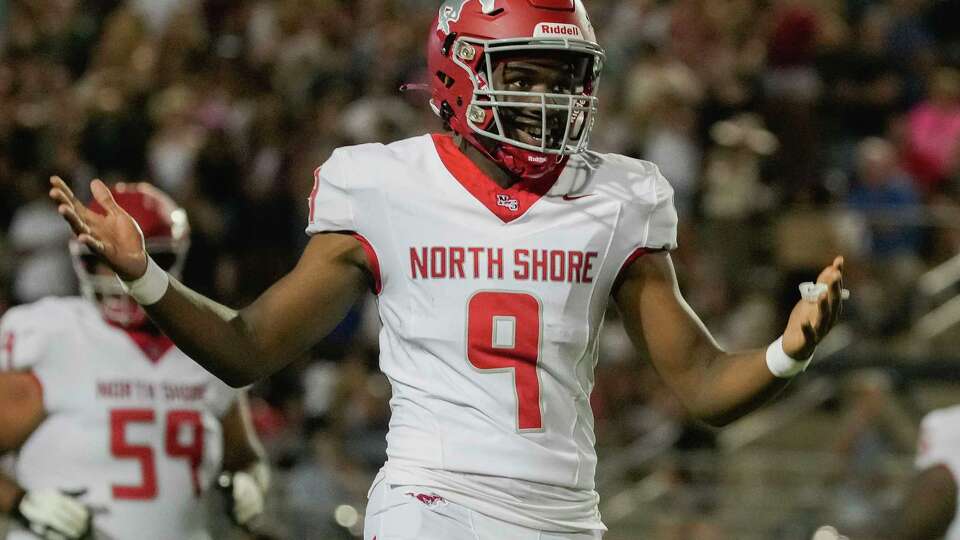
892 405 960 539
0 184 269 540
50 1 846 538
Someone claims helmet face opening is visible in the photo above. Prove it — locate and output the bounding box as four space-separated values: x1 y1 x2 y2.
454 36 603 156
479 49 598 154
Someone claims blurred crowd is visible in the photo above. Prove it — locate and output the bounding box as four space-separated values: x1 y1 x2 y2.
1 0 960 537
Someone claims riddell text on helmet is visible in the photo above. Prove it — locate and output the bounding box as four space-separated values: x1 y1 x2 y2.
533 22 583 38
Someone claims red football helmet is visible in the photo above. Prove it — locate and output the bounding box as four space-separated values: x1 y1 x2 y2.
428 0 605 179
70 183 190 328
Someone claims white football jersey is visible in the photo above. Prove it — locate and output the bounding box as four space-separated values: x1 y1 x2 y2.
916 405 960 539
0 297 237 540
308 134 677 532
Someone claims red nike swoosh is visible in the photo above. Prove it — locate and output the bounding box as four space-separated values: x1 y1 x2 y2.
562 194 593 201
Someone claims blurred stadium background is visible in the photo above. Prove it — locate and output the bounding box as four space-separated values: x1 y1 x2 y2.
1 0 960 538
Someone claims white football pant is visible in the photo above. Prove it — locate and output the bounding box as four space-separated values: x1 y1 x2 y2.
363 477 603 540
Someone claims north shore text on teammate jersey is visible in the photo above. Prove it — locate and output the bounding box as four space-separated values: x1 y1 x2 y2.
307 133 678 532
0 297 237 540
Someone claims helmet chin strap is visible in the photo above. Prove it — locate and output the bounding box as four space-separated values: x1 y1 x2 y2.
494 143 568 180
462 131 568 181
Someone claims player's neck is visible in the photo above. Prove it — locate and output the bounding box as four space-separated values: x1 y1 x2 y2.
455 135 522 189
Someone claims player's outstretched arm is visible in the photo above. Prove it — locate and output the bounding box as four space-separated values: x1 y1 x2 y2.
50 177 369 387
892 464 957 540
614 252 845 427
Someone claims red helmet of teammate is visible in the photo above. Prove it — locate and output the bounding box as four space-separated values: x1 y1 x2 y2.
427 0 605 179
70 183 190 328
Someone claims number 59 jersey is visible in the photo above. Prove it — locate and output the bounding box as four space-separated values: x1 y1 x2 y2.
308 134 677 531
0 298 237 540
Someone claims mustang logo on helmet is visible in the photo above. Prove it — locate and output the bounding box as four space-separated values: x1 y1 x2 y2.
438 0 497 34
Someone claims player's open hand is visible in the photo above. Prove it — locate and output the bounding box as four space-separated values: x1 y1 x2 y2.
49 177 147 281
782 256 845 360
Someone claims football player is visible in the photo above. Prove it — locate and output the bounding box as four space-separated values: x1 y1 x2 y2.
893 405 960 539
50 1 846 538
1 183 269 540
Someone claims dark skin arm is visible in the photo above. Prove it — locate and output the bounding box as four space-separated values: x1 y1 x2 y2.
893 464 957 540
0 372 45 513
50 177 369 387
614 252 844 427
220 393 265 473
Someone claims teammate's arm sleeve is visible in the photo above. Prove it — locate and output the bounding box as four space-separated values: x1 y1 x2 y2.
614 252 789 427
139 154 369 387
0 309 47 372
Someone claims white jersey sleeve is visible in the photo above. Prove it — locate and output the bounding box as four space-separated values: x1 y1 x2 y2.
306 148 356 235
917 406 960 472
644 165 679 251
0 300 86 413
585 154 678 282
0 303 52 372
615 157 679 253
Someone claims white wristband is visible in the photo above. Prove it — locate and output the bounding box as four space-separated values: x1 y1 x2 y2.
765 337 813 378
118 256 170 306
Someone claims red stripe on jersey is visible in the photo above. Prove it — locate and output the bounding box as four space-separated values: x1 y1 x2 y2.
613 247 651 291
123 328 175 364
351 233 382 295
308 166 322 223
430 133 561 224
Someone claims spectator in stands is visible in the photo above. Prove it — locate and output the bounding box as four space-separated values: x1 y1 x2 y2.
904 67 960 193
845 137 924 333
848 137 922 259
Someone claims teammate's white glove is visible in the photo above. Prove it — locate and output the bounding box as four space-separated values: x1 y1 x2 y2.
12 489 91 540
219 463 270 528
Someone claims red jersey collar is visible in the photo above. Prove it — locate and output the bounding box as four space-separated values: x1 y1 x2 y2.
107 319 175 364
431 133 562 223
